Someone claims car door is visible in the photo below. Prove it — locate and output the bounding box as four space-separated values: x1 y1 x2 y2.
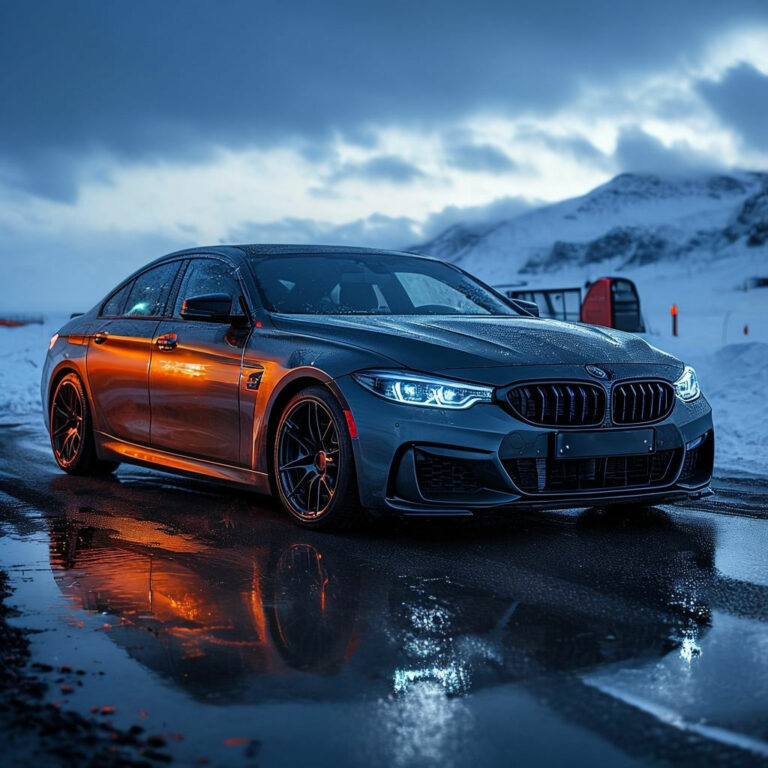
149 257 249 465
86 260 183 444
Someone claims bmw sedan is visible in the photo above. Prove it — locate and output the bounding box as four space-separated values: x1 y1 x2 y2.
42 245 714 528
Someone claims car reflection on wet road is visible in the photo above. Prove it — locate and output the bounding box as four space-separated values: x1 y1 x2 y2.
47 490 711 701
1 423 767 767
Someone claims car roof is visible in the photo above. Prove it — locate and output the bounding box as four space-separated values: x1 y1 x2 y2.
233 244 419 259
145 244 449 278
150 243 424 267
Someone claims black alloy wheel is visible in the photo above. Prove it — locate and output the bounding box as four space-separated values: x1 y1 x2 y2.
274 386 359 528
49 373 118 475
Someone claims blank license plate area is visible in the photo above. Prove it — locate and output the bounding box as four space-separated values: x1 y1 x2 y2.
555 429 654 459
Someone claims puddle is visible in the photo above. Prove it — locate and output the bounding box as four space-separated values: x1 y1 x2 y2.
0 461 767 765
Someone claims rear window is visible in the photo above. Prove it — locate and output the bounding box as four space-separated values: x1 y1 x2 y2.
101 261 181 318
101 282 133 317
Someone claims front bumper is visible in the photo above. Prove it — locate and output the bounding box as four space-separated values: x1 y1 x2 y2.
336 372 714 516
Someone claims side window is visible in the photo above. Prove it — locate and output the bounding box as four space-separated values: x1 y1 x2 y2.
101 281 134 317
173 259 244 318
123 262 181 317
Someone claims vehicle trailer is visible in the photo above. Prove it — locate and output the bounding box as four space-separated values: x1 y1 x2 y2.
498 277 645 333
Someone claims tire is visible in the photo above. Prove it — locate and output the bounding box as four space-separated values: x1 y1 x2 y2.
49 373 119 476
273 385 360 529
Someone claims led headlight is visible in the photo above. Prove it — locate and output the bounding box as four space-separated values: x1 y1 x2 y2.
673 365 700 402
353 370 493 409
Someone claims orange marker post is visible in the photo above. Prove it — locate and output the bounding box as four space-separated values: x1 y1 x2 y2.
671 304 678 336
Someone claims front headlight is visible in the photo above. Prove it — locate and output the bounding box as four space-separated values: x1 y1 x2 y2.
353 370 494 409
674 365 701 402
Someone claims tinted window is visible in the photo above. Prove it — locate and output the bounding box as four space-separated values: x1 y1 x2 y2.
251 254 517 316
173 258 244 318
123 262 180 317
101 282 133 316
611 279 644 332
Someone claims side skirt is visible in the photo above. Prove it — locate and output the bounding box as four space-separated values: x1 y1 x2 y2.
95 432 270 493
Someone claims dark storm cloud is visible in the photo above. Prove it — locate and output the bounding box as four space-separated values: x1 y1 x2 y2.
613 127 722 174
327 155 426 184
697 63 768 152
1 0 765 199
445 143 517 174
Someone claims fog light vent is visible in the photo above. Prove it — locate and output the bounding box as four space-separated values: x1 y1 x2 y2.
414 451 481 497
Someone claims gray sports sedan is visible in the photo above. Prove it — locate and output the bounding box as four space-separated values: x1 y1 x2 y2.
42 245 713 528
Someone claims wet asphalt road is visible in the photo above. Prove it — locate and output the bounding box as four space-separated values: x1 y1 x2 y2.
0 421 767 767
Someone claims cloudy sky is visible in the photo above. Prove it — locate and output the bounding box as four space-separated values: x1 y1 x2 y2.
2 0 768 311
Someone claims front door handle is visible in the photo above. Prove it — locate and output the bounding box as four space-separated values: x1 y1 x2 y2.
93 332 109 345
156 332 178 351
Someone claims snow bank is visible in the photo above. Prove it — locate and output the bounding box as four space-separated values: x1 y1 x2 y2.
695 343 768 477
0 319 62 426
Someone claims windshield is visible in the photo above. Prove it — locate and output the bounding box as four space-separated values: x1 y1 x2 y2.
249 254 518 316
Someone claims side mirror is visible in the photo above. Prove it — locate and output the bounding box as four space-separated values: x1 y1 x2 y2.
181 293 237 323
511 298 540 317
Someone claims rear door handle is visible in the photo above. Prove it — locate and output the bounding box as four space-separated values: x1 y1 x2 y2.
93 332 109 345
156 332 178 351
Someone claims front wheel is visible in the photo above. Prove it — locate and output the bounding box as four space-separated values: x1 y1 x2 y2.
273 386 360 529
49 373 119 475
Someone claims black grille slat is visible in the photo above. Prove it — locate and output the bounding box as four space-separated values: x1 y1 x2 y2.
630 384 639 422
506 382 605 427
612 380 674 425
566 385 576 423
504 449 681 495
536 386 547 423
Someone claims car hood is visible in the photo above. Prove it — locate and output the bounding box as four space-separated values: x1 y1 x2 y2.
272 314 682 376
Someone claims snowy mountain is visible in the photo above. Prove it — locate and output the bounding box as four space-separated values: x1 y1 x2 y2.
409 172 768 284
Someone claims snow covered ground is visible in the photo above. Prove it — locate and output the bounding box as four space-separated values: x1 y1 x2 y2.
0 318 61 429
626 251 768 477
0 273 765 479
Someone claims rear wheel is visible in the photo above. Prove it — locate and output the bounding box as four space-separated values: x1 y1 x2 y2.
49 373 119 475
273 386 360 529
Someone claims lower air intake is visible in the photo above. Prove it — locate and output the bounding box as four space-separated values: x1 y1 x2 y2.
503 449 681 495
678 432 714 486
414 451 482 497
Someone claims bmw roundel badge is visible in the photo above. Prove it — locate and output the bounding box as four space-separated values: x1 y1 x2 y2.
585 365 608 380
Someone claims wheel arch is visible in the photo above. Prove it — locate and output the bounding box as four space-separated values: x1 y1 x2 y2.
46 364 87 425
259 367 353 494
